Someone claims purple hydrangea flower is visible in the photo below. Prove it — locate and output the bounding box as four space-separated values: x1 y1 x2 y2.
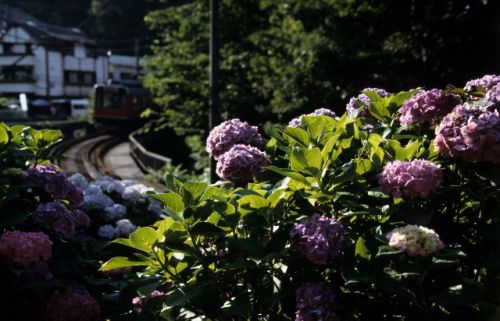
288 116 303 128
465 74 500 91
346 87 389 117
216 144 269 183
33 202 90 238
132 290 164 313
310 108 337 118
378 160 442 198
288 108 337 128
434 103 500 163
0 231 52 267
485 84 500 105
27 164 84 206
387 225 444 256
290 214 344 265
206 119 263 159
295 283 339 321
399 89 460 127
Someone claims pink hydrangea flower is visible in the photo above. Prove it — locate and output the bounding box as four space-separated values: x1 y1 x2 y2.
206 119 263 159
378 160 442 198
216 144 269 183
399 89 460 127
386 225 444 256
45 289 100 321
434 103 500 163
464 74 500 91
131 290 164 313
295 283 339 321
0 231 52 267
290 214 344 265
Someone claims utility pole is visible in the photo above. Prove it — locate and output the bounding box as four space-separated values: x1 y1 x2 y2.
209 0 220 183
134 37 140 78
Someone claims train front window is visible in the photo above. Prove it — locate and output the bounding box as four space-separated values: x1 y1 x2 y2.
96 88 126 109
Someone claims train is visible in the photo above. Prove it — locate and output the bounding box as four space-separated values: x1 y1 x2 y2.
91 80 153 130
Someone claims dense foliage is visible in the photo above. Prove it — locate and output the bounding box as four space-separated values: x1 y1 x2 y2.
143 0 500 146
103 78 500 320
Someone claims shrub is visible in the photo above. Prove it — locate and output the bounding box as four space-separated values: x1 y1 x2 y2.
103 78 500 320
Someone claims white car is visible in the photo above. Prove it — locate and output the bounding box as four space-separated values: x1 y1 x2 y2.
50 99 90 118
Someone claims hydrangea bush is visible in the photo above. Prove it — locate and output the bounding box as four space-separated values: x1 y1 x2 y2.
103 76 500 320
0 124 163 320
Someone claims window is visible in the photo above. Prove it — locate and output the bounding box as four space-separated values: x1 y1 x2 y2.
1 44 31 55
0 66 34 82
82 72 95 85
64 71 96 86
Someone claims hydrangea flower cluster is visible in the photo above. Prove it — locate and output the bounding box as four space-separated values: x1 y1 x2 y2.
132 290 164 313
33 201 90 238
23 261 53 280
485 84 500 105
206 119 263 159
27 164 83 206
386 225 445 256
434 103 500 163
98 219 137 239
346 87 389 117
399 89 460 127
295 283 339 321
215 144 270 183
464 74 500 91
288 108 337 127
290 214 344 265
378 160 442 198
45 289 100 321
0 231 52 267
103 203 127 222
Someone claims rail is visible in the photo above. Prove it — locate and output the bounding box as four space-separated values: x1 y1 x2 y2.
129 130 172 173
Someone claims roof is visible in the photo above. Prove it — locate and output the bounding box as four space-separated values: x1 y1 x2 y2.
0 4 94 45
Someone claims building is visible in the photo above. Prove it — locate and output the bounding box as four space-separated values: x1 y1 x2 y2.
108 54 145 82
0 4 108 100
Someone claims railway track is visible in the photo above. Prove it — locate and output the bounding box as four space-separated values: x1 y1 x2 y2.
51 134 123 180
50 133 166 191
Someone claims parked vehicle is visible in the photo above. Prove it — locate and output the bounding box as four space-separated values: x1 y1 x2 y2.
51 99 90 118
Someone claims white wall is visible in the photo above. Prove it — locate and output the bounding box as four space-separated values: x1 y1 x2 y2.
48 51 63 97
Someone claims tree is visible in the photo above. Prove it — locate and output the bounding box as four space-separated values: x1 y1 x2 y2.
143 0 500 146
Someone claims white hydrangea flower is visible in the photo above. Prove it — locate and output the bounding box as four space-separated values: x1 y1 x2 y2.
68 173 89 189
116 219 137 237
98 225 118 239
122 184 154 203
386 225 445 256
103 203 127 222
105 181 126 195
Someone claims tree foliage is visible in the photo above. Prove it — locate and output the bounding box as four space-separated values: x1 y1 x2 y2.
143 0 500 139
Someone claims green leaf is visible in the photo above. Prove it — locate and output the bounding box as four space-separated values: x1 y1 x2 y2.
151 193 185 217
180 181 208 205
267 166 311 186
354 159 373 175
129 227 159 253
283 127 310 147
355 237 371 260
100 256 150 271
221 292 251 316
0 123 9 145
237 194 269 215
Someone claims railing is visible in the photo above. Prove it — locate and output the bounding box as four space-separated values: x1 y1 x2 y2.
129 130 172 173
